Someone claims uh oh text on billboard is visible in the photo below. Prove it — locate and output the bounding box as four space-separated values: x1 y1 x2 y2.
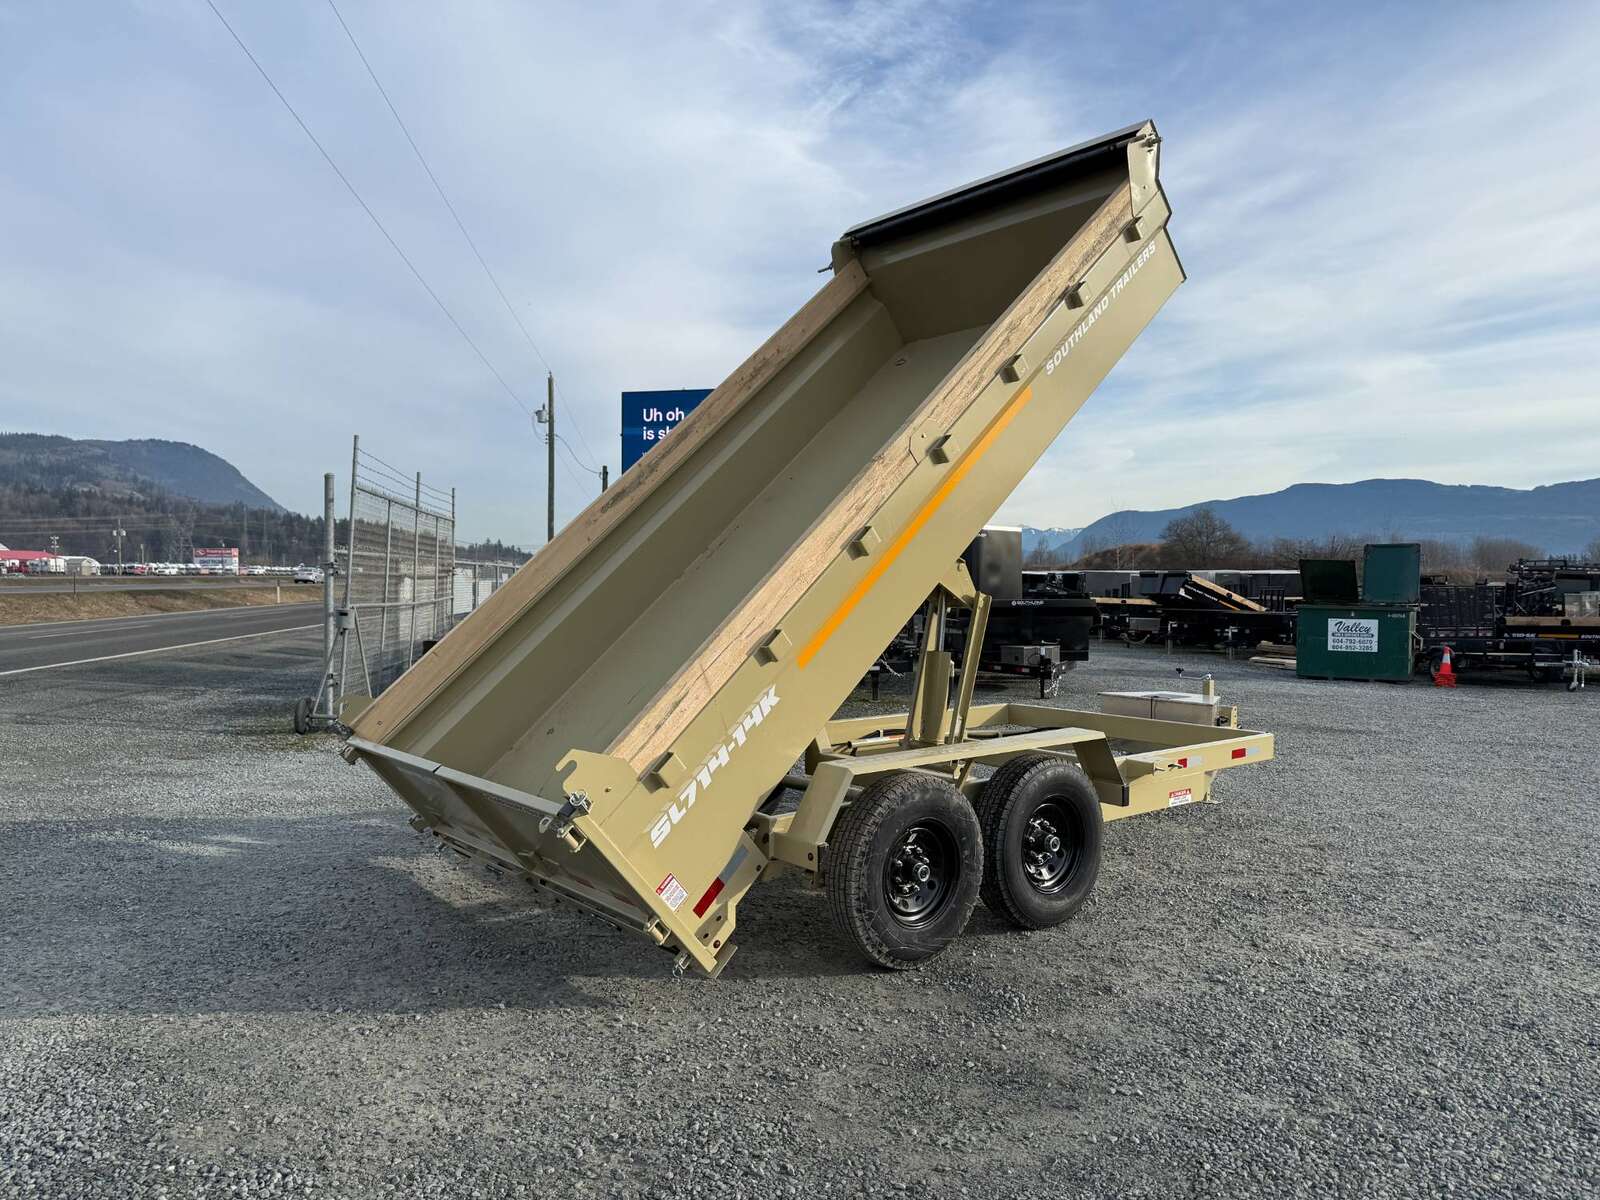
621 389 712 471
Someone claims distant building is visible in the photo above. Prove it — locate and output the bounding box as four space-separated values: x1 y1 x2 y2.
0 548 56 572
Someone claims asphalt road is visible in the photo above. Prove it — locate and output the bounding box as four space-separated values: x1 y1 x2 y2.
0 603 321 675
0 576 308 594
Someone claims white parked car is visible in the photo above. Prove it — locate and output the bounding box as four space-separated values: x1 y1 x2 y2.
293 565 324 584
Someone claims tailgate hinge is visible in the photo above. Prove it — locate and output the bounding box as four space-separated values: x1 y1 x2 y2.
539 791 591 849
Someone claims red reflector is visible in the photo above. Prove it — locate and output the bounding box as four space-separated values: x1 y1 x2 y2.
1231 747 1247 759
693 877 726 918
1175 757 1188 768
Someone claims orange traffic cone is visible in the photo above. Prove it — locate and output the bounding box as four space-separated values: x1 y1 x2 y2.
1433 644 1458 688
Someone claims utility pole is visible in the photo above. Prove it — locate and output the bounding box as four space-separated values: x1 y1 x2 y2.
543 372 556 541
113 519 126 573
601 464 609 492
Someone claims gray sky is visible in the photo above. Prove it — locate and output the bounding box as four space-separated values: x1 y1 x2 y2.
3 1 1597 544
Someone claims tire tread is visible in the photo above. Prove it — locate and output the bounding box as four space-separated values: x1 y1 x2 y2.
976 752 1101 930
827 772 980 969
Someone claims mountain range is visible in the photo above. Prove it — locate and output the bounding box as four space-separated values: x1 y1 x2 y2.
0 434 283 510
1055 477 1600 560
4 433 1594 564
1021 526 1082 555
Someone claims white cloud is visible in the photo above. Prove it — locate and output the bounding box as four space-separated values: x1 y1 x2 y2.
1 1 1596 542
1001 4 1600 525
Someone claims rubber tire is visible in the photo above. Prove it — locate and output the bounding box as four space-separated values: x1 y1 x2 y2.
827 772 983 970
292 696 313 735
977 753 1103 930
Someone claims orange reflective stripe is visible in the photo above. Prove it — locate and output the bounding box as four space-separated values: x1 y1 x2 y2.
796 385 1034 668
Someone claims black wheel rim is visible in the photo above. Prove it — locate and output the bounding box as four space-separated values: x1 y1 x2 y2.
884 821 958 927
1021 799 1079 894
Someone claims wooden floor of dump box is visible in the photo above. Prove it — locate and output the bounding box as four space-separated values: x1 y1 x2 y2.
351 131 1153 804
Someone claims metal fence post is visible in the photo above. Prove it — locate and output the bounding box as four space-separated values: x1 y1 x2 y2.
318 471 336 720
448 487 457 638
338 436 359 714
381 497 393 691
409 472 422 667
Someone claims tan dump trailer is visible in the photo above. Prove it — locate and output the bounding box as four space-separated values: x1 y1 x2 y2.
342 121 1275 977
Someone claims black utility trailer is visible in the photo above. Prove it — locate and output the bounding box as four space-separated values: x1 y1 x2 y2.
1092 569 1296 650
957 528 1097 679
867 529 1099 698
1419 559 1600 687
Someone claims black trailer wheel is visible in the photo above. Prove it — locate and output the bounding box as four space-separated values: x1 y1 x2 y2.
827 772 982 969
977 753 1103 930
292 696 314 735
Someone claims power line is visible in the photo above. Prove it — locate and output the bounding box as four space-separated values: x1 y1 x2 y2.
354 448 452 501
555 451 587 497
556 434 602 479
322 0 607 470
203 0 530 419
550 375 603 473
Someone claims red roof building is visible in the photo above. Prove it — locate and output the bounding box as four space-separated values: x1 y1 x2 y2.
0 548 55 566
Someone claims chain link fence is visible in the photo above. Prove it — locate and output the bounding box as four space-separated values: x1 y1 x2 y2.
297 440 529 731
453 559 517 616
339 445 456 700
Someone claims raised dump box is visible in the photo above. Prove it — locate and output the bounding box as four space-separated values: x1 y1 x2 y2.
343 121 1276 976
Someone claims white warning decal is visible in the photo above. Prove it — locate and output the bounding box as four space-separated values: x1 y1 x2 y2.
1167 788 1195 807
655 873 689 912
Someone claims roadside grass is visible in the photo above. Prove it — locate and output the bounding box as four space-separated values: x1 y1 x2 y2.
0 585 321 626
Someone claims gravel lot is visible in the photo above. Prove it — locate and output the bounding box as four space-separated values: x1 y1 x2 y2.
2 628 1596 1199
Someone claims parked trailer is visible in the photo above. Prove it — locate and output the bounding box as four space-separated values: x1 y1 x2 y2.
951 528 1098 691
1093 571 1296 650
341 122 1276 976
1420 559 1600 687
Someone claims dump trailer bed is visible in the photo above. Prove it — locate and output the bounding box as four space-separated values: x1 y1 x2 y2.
342 121 1276 975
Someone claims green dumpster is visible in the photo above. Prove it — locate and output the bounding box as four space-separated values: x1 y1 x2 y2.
1296 551 1419 681
1362 543 1422 604
1295 604 1417 681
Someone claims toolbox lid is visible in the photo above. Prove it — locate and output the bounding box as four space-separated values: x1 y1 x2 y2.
1299 558 1359 605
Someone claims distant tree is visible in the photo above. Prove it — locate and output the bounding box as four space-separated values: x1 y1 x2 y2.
1256 531 1368 568
1417 538 1470 579
1468 536 1544 575
1074 512 1141 568
1157 508 1249 567
457 538 531 564
1584 533 1600 563
1074 542 1163 569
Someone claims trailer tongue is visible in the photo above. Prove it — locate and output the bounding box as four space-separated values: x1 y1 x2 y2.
341 120 1275 976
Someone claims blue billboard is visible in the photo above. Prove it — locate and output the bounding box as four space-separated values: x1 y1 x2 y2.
621 388 712 471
